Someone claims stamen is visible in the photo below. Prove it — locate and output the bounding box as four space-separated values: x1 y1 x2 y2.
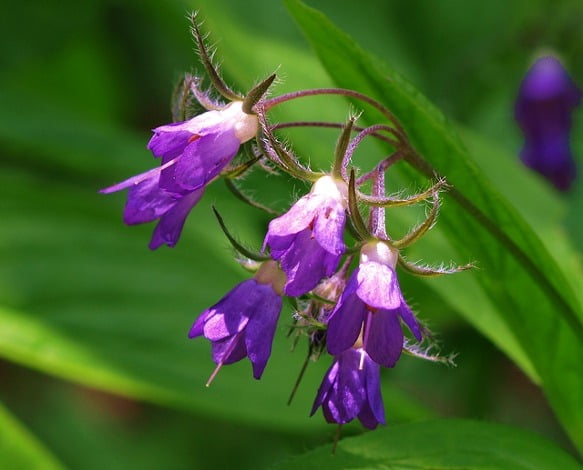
206 361 224 387
358 348 366 371
205 333 241 387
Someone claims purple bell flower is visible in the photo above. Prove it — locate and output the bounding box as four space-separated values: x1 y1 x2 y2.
263 175 348 296
515 55 581 191
101 101 258 248
189 260 286 383
311 348 385 429
326 241 422 368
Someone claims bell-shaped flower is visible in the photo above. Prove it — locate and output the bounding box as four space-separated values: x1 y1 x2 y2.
326 240 422 368
515 55 581 191
263 175 348 296
101 101 258 248
188 260 285 382
311 347 385 429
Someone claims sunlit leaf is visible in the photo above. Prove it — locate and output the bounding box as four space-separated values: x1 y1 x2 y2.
271 419 582 470
286 0 583 453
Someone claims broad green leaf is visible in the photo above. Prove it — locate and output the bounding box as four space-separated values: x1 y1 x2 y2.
0 401 64 470
286 0 583 453
271 419 582 470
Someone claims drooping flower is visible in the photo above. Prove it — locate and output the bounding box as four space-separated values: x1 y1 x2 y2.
326 240 422 368
101 101 258 248
515 55 581 191
311 347 385 429
263 175 348 296
188 260 285 382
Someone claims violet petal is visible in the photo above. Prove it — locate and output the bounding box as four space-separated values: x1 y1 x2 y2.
364 310 403 368
211 333 248 365
161 130 240 192
356 263 401 310
326 278 367 356
244 286 283 379
148 188 204 249
201 280 264 341
398 300 422 341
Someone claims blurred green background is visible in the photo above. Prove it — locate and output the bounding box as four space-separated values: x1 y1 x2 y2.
1 0 582 468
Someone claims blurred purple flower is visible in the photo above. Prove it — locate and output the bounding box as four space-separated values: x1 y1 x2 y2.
311 348 385 429
101 101 258 248
515 55 581 191
189 260 285 381
326 241 422 368
263 175 348 296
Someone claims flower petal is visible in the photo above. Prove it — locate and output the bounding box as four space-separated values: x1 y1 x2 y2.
148 110 226 160
200 280 259 341
147 127 193 160
326 275 367 356
364 310 403 368
357 400 381 430
211 333 247 365
364 355 385 425
356 263 401 310
265 195 321 238
188 309 213 338
244 286 283 379
312 201 346 255
310 359 339 416
122 179 181 227
398 299 422 341
322 349 366 424
148 188 204 249
278 230 340 297
160 129 240 192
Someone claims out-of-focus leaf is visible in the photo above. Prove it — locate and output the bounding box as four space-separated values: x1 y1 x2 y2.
286 0 583 453
270 419 583 470
0 400 64 470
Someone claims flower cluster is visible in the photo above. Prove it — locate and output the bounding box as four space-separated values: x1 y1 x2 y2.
102 16 470 442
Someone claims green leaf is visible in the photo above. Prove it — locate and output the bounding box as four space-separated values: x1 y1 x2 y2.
285 0 583 453
0 401 64 470
271 419 583 470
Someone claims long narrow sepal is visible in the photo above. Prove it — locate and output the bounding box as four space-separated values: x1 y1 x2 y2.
243 74 277 114
391 189 441 249
403 339 458 366
186 73 224 111
398 254 474 277
348 169 370 241
171 75 192 122
222 144 261 179
212 207 269 261
190 12 242 101
224 179 280 216
257 111 321 182
359 178 449 208
332 115 357 177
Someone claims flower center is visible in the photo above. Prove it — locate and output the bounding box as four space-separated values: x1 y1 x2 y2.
360 240 398 268
222 101 259 143
311 175 348 207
